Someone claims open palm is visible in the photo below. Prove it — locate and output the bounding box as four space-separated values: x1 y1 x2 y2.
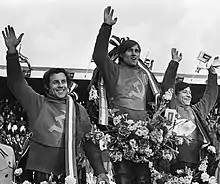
2 25 24 49
104 6 117 26
171 48 182 63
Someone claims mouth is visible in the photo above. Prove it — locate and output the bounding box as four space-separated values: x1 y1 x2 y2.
131 57 137 61
56 89 66 94
184 98 191 103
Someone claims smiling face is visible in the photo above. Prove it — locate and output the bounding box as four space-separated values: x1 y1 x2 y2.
48 72 68 99
175 87 192 106
120 44 141 67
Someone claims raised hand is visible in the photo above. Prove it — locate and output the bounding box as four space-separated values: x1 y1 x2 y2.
208 66 216 74
104 6 117 26
171 48 182 63
2 25 24 53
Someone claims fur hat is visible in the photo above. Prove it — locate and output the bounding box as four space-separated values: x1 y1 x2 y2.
175 82 190 95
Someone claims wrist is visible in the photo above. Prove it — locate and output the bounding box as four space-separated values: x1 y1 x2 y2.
171 59 180 63
7 47 17 54
208 66 216 74
103 22 112 27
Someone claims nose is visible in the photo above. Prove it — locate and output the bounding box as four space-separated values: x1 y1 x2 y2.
57 81 64 87
186 93 191 98
131 50 137 55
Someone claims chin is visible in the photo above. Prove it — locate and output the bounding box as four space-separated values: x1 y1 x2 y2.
129 62 138 67
56 93 67 99
184 102 191 106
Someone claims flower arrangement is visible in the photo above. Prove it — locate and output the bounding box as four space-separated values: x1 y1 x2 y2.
87 86 219 183
87 88 188 163
149 145 218 184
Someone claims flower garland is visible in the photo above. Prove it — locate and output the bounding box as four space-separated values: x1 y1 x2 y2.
149 145 218 184
87 87 187 163
87 85 219 184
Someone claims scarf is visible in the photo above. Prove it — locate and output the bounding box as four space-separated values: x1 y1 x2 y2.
65 95 78 183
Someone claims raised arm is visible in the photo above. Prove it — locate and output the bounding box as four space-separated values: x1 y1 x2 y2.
92 7 119 91
193 66 218 119
2 26 42 119
160 48 182 93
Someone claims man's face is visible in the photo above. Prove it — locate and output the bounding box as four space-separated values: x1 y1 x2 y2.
120 44 140 67
48 72 68 99
176 87 192 106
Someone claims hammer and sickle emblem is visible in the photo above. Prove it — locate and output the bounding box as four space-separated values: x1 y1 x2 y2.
49 112 66 133
128 77 145 99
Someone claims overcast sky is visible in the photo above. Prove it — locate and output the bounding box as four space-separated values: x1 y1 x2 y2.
0 0 220 75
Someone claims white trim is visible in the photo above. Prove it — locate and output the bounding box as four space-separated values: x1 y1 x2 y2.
67 95 74 177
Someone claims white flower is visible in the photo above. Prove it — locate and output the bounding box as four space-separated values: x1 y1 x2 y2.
65 175 77 184
201 172 210 182
113 116 122 126
135 129 143 137
192 182 199 184
209 176 217 184
198 163 208 172
142 130 149 138
176 169 184 174
7 123 11 130
89 85 98 101
104 134 111 143
12 124 18 132
22 181 32 184
207 146 216 154
20 125 26 132
148 161 153 168
127 125 135 131
163 153 173 161
129 139 138 150
40 181 48 184
175 137 184 145
99 139 107 151
14 168 23 176
126 119 135 125
162 89 173 101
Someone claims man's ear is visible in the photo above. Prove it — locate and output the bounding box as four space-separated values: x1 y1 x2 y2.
44 85 49 92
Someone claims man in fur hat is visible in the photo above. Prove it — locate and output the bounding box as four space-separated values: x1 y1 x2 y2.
170 66 218 175
92 6 183 184
2 25 109 184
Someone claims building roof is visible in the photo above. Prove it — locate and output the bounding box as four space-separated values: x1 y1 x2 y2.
0 64 219 84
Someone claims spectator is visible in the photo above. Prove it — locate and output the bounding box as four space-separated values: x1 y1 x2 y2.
0 140 16 184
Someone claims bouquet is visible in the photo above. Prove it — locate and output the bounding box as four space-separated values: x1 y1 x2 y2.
86 88 189 164
150 145 218 184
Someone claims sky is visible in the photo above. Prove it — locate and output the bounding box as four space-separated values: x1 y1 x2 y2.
0 0 220 75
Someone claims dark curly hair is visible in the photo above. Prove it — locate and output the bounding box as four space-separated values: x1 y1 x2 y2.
43 68 72 92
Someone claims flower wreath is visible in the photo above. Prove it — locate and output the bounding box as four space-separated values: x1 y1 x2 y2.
87 84 219 184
